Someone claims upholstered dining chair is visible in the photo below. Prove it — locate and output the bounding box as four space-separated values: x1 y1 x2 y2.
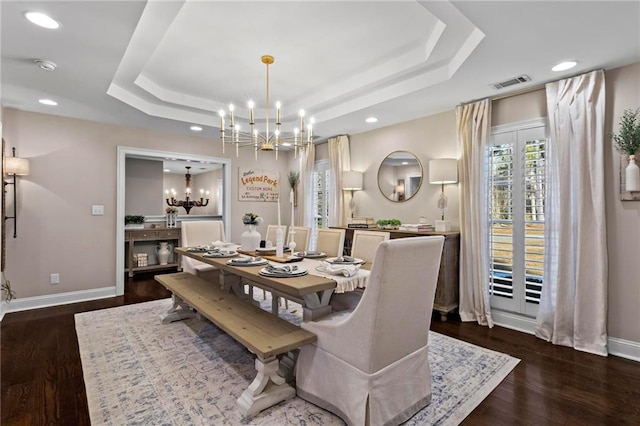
287 226 311 252
296 236 445 426
350 230 390 263
264 224 288 246
181 220 226 282
315 228 346 257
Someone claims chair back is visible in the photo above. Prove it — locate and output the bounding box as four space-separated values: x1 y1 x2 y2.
347 236 444 372
350 230 390 263
315 228 346 257
288 226 311 251
265 225 287 246
181 220 225 273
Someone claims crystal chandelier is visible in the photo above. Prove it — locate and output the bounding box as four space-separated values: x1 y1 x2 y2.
165 166 210 214
218 55 315 160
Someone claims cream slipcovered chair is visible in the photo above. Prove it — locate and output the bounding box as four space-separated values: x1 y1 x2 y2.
330 230 391 312
315 228 346 257
181 220 226 283
287 226 311 252
350 230 390 263
265 224 287 246
296 236 445 426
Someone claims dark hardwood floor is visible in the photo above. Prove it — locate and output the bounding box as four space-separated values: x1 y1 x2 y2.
2 275 639 425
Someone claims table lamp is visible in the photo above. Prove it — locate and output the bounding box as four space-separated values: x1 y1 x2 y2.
429 158 458 232
342 171 363 218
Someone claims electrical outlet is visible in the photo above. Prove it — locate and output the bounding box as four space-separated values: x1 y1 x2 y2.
50 273 60 285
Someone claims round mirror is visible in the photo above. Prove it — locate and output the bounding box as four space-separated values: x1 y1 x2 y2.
377 151 423 202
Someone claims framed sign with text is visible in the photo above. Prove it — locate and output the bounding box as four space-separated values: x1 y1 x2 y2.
238 168 279 202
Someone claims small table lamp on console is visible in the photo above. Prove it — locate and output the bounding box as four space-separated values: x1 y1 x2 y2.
342 171 364 218
429 158 458 232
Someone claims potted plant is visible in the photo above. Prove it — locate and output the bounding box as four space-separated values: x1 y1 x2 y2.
611 108 640 192
376 218 401 230
125 215 145 229
288 170 300 206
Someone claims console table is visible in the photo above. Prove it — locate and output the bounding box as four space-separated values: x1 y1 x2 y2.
332 227 460 321
125 227 182 277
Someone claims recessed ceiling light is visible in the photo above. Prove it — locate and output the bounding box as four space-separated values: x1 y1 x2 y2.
24 12 60 29
402 161 408 165
164 169 171 172
552 61 577 72
281 142 292 147
365 117 378 123
190 125 203 132
38 98 57 106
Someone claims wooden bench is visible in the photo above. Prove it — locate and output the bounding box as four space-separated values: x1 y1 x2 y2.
155 272 316 419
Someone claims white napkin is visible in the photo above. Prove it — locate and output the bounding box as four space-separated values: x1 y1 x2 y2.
265 264 298 274
211 240 232 248
316 261 360 277
230 256 261 263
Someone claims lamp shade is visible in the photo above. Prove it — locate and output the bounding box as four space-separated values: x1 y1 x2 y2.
342 171 363 190
429 159 458 184
5 157 30 176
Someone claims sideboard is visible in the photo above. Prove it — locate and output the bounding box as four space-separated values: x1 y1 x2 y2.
124 227 182 277
332 227 460 321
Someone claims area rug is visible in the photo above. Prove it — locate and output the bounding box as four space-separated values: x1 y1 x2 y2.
75 298 519 425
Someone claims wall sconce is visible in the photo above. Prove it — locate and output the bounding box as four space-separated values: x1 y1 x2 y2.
4 147 30 238
429 158 458 232
342 170 364 218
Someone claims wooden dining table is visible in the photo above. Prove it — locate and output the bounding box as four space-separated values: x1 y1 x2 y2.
175 247 343 320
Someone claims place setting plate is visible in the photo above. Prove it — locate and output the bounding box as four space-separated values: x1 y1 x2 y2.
203 250 238 258
325 256 365 265
226 256 268 267
259 264 308 278
293 251 326 259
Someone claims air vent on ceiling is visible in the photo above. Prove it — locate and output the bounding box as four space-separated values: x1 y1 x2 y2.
490 74 532 90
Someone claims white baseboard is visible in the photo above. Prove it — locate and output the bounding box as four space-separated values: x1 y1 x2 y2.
491 309 639 362
0 286 117 321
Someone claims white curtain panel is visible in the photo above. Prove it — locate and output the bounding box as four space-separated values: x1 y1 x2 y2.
456 99 494 327
297 143 316 228
536 70 608 356
328 135 351 226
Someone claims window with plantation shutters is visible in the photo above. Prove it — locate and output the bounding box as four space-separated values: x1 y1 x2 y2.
310 160 331 250
487 119 546 317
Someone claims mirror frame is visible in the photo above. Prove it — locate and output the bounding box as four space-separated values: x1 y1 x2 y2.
377 150 423 202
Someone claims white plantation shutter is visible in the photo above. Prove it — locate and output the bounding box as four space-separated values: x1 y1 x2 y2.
488 120 546 317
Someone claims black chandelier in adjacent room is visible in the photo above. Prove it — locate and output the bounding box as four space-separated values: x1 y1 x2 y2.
165 166 209 214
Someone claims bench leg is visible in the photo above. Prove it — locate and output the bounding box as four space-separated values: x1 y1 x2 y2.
278 350 299 383
236 356 295 419
162 295 195 324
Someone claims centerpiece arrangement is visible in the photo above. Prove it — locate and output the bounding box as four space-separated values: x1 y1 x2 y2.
165 207 178 228
376 218 401 230
611 108 640 193
241 212 263 251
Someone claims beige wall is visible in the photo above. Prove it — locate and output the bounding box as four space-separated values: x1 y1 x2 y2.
604 62 640 343
1 109 292 299
349 109 460 227
125 158 164 215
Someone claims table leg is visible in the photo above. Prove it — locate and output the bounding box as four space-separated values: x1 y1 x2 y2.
302 289 334 321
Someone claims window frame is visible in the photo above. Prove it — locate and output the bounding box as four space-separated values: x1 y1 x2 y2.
488 118 547 317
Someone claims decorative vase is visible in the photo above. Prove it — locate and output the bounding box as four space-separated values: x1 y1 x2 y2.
155 242 173 265
241 224 261 252
625 154 640 192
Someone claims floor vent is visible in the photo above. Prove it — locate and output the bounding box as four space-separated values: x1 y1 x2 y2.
490 74 532 90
